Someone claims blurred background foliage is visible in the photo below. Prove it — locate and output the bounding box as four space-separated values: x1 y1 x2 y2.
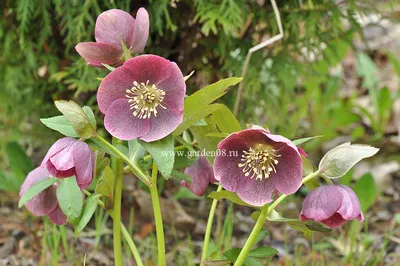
1 0 400 264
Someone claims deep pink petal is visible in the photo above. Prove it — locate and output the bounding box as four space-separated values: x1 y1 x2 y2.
122 55 175 85
262 132 301 157
271 144 302 195
214 134 254 193
20 167 58 216
47 204 67 225
321 213 347 229
95 9 135 48
182 156 215 196
156 62 186 114
298 147 308 157
300 185 343 222
40 138 76 168
140 108 183 142
75 42 122 68
46 161 75 178
236 178 276 206
104 99 150 140
97 66 136 114
49 144 74 171
337 185 363 220
72 141 94 189
131 8 149 53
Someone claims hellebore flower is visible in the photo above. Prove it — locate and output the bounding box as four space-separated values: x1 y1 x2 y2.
19 167 67 225
41 137 94 189
213 127 303 206
181 156 218 196
97 54 186 142
300 184 364 229
75 8 149 68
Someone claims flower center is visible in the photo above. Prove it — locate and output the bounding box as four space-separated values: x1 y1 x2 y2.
125 80 166 119
238 144 281 180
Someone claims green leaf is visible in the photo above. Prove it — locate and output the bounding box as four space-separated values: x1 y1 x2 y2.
319 143 379 179
211 104 241 133
86 138 119 157
75 193 101 234
139 135 174 178
6 142 33 184
190 118 221 164
19 178 58 208
292 135 323 146
356 52 379 110
174 103 223 135
206 133 230 138
223 248 263 266
128 139 145 162
304 220 332 232
208 190 256 208
249 246 278 258
254 228 269 243
40 116 79 137
202 260 231 266
377 87 392 133
302 156 319 190
55 100 96 140
353 173 376 213
387 52 400 77
339 168 353 186
0 171 20 192
56 176 84 224
101 63 116 71
82 106 97 130
95 166 114 197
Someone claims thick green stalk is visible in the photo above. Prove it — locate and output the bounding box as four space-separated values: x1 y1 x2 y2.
200 185 223 266
234 170 321 265
83 190 144 266
112 153 123 266
150 162 166 266
94 135 151 187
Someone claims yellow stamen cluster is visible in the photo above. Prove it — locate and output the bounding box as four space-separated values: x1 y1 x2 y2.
125 80 166 119
238 144 281 180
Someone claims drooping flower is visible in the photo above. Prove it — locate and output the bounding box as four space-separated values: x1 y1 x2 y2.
75 8 149 68
97 54 186 142
19 167 67 225
300 184 364 229
181 156 218 196
41 137 94 189
213 126 303 206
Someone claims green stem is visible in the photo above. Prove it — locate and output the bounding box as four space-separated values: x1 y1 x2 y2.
200 185 223 266
94 135 151 187
234 170 321 266
150 161 166 266
83 190 144 266
112 153 123 266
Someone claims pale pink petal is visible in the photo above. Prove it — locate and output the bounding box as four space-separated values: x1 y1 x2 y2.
131 8 149 53
300 185 343 222
41 138 76 168
20 167 58 216
236 178 276 206
75 42 122 68
47 204 67 225
321 213 347 229
337 185 363 221
104 99 150 140
140 108 183 142
72 141 94 189
95 9 135 48
182 156 215 196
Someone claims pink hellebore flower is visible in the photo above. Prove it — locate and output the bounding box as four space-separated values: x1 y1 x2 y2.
97 54 186 142
181 156 218 197
75 8 149 68
19 167 67 225
41 137 94 190
213 127 303 206
300 184 364 229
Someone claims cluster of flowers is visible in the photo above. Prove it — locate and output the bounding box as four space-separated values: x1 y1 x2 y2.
20 8 363 230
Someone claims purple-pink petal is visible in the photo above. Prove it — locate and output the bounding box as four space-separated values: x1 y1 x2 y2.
75 42 122 68
139 107 183 142
104 99 150 140
320 213 347 229
236 178 276 206
19 167 58 216
300 185 342 222
131 8 150 53
41 137 76 168
72 141 95 189
47 204 67 225
337 185 364 221
182 156 216 197
95 9 135 48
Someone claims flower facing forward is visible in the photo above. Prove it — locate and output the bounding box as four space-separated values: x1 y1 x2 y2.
19 167 67 225
213 127 303 206
181 156 218 196
76 8 149 67
300 184 364 229
97 55 186 142
41 137 94 189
